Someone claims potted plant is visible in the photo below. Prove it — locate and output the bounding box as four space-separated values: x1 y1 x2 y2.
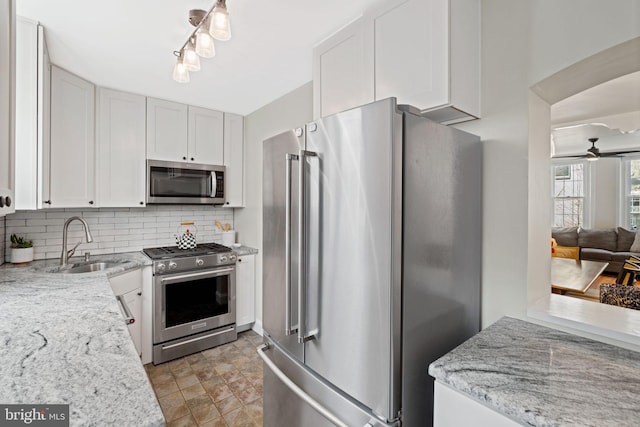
10 234 34 264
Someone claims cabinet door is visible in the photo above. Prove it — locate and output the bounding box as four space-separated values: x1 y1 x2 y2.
312 17 373 119
14 17 38 210
49 66 95 208
188 106 224 164
0 0 15 215
368 0 448 109
236 254 255 329
110 268 143 358
122 287 142 357
223 112 244 207
146 97 188 162
97 88 146 207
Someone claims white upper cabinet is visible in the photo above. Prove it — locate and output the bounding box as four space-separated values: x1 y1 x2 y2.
223 112 244 207
313 17 373 119
15 17 48 210
314 0 480 124
97 88 146 207
0 0 15 216
48 65 95 208
188 106 224 164
146 97 188 162
369 0 448 109
147 97 224 164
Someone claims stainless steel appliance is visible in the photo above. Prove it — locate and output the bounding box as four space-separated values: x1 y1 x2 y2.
144 242 237 364
259 98 482 427
146 159 225 205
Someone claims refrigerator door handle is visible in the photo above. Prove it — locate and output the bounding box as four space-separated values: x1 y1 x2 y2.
257 344 349 427
285 153 299 336
298 149 318 344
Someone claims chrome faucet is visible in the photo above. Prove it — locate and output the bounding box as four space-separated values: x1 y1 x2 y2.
60 216 94 266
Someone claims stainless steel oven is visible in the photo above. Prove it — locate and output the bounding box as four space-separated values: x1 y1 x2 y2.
145 243 238 364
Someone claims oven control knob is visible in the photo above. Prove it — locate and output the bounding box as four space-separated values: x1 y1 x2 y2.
195 258 204 266
169 262 178 270
156 263 166 272
229 254 236 262
219 255 228 263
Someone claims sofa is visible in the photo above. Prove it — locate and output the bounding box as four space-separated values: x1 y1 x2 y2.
551 226 640 274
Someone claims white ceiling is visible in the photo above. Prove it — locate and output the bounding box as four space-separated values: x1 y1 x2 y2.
17 0 382 116
551 71 640 156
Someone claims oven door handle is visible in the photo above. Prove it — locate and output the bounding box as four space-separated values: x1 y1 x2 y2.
160 267 235 284
116 295 135 325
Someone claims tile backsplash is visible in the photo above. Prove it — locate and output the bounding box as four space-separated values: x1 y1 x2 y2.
4 206 234 262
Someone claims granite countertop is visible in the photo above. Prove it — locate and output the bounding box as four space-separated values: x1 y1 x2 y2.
0 252 164 427
232 245 259 256
429 316 640 426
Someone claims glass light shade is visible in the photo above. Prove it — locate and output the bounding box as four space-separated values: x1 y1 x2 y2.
172 57 190 83
210 5 231 41
195 27 216 58
183 42 200 71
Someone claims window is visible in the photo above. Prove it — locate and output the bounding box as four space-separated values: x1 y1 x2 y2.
621 157 640 230
551 161 589 227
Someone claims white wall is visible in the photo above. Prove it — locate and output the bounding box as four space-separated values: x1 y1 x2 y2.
453 0 640 328
235 82 313 330
591 158 620 229
453 0 531 325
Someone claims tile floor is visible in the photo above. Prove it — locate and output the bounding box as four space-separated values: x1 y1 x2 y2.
145 330 264 427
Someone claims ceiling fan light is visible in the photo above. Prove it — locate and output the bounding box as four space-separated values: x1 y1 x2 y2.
172 56 190 83
196 26 216 58
183 41 200 71
211 0 231 41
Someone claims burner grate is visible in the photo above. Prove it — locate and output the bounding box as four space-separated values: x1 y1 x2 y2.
143 242 232 260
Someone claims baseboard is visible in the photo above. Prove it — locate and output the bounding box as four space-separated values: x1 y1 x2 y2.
236 323 253 333
252 320 263 336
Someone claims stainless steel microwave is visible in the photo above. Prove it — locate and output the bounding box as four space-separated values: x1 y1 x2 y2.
147 160 225 205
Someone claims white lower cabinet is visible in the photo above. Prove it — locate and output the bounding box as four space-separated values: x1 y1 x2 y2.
121 287 142 356
433 381 519 427
109 268 144 359
236 254 255 331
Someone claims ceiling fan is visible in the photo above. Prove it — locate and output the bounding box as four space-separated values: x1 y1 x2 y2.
553 137 640 161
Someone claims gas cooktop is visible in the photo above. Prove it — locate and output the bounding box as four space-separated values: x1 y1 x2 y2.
143 242 233 260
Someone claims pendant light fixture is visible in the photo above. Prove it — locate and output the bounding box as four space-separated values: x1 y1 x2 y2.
210 0 231 41
182 39 200 71
172 1 232 83
195 24 216 58
172 54 190 83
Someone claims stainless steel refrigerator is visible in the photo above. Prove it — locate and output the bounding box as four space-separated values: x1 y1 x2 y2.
259 98 481 427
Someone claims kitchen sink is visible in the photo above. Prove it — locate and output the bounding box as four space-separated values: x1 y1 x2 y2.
50 259 129 274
